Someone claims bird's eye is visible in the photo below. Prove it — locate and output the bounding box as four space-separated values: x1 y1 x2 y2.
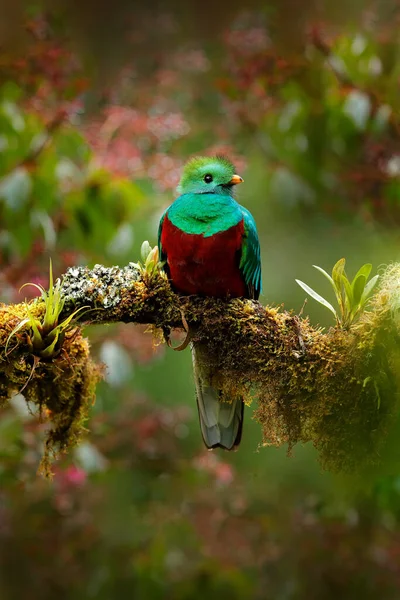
204 174 213 184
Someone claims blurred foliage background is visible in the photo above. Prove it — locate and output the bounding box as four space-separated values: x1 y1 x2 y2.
1 1 400 598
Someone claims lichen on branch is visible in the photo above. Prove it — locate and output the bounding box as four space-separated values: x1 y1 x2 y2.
1 257 400 477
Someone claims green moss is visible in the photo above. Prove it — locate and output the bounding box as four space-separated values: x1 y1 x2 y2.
177 273 400 474
1 263 400 476
0 301 102 477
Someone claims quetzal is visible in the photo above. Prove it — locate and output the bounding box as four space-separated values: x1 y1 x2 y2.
158 156 261 451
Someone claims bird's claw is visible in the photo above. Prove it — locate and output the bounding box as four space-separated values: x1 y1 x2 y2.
164 308 192 351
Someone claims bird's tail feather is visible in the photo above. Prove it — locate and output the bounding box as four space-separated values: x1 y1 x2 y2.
192 344 243 451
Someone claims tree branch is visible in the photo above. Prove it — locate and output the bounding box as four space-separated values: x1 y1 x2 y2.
1 260 400 477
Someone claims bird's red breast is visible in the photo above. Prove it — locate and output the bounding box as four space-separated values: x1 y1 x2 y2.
161 214 246 297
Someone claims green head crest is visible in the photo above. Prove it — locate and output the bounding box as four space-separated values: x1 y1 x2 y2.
177 155 243 195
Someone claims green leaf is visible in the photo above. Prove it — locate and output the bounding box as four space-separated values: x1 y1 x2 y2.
25 305 42 342
140 241 152 263
295 279 337 319
360 274 379 305
55 305 89 332
313 264 344 313
40 335 60 358
352 263 372 285
43 258 55 330
145 246 159 271
352 274 367 308
332 258 346 290
351 263 372 305
19 282 46 300
313 265 334 285
5 317 30 354
341 273 353 309
331 258 346 309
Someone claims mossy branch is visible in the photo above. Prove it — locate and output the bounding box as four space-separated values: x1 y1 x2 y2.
1 259 400 477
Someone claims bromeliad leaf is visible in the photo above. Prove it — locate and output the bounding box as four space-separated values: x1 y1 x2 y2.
352 274 367 308
341 274 353 310
297 259 379 328
6 259 90 359
360 274 379 305
134 240 164 279
332 258 346 290
332 258 346 311
140 241 152 263
295 279 338 319
5 317 30 354
352 263 372 287
352 263 372 305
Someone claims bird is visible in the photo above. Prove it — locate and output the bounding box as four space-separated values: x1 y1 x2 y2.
158 155 261 451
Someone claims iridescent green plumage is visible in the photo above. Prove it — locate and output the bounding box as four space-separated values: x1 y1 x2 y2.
240 207 262 299
177 155 236 195
158 156 261 298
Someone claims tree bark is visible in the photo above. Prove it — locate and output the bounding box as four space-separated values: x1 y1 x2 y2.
1 261 399 477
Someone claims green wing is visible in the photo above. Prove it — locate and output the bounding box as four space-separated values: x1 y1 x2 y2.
158 208 168 263
239 207 262 300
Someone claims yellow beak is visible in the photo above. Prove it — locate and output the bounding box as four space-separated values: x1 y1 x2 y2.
229 174 244 185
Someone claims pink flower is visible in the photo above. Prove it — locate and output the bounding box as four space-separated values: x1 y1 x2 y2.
215 462 234 485
194 453 235 486
63 465 87 487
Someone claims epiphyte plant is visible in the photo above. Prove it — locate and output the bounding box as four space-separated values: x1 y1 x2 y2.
6 260 87 359
296 258 379 329
131 240 164 279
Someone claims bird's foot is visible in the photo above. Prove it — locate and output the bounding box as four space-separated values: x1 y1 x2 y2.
163 308 192 351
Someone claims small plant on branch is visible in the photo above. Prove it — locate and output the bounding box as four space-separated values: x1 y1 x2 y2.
5 260 88 359
296 258 379 329
131 241 164 280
